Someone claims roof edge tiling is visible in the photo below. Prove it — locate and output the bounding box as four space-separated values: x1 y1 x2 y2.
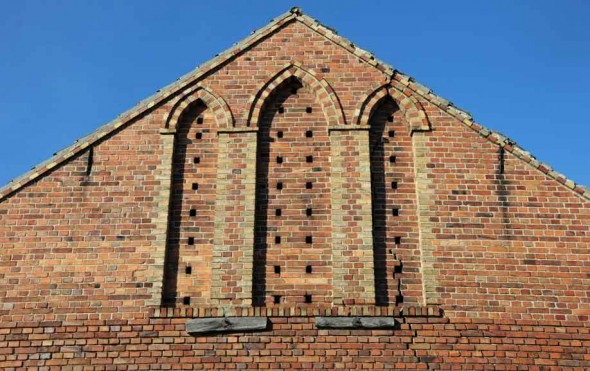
0 7 588 202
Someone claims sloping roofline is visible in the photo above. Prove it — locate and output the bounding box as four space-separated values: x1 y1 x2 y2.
1 7 588 202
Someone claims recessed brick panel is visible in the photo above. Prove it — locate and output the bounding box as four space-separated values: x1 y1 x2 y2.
254 78 332 305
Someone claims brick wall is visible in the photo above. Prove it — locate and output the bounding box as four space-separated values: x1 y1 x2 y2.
1 12 589 368
1 314 589 369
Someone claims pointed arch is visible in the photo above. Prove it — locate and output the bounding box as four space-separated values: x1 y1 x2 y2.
353 83 430 132
164 85 234 132
245 63 346 127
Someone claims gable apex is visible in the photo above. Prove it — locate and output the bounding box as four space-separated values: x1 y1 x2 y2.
0 7 588 202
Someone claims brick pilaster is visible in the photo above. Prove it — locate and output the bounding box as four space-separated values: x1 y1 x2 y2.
411 131 438 305
210 129 258 306
330 127 375 305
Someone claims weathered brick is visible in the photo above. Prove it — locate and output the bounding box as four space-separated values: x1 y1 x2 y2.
0 6 588 369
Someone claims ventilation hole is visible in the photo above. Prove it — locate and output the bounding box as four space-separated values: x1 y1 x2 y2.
196 116 204 125
394 236 402 245
276 156 283 164
273 295 282 304
306 208 312 217
306 107 312 113
388 115 394 122
305 236 312 244
388 130 396 137
275 236 281 244
394 264 403 274
306 265 312 274
392 208 400 216
193 157 200 164
321 67 330 73
396 295 404 304
189 209 197 217
274 265 281 274
188 237 195 245
277 131 284 138
306 182 313 189
305 130 313 138
195 132 202 139
183 296 191 305
391 181 398 189
277 182 283 190
389 155 396 163
278 106 284 114
306 155 313 163
185 266 192 275
304 294 312 304
275 209 282 217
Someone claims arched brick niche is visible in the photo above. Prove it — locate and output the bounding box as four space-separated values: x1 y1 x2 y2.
161 97 220 307
367 95 422 306
246 64 346 128
164 86 234 133
252 75 333 306
354 84 430 132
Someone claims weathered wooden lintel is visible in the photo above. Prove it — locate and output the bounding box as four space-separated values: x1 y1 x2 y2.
315 317 397 329
186 317 268 334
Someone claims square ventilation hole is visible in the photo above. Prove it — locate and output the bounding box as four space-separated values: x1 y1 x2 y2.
274 265 281 274
306 265 312 274
305 236 313 244
196 116 204 125
193 157 200 164
192 183 199 190
394 236 402 245
189 209 197 217
306 155 313 163
273 295 282 304
306 208 312 217
306 107 312 113
188 237 195 245
275 235 281 244
276 156 283 164
392 208 400 216
391 181 398 190
306 181 313 189
277 131 284 138
277 182 283 190
389 155 396 163
275 208 282 217
278 106 284 114
183 296 191 305
185 265 192 275
195 132 202 139
305 130 313 138
304 294 312 304
388 130 396 137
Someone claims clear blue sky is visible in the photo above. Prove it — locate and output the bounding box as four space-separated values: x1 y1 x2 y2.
1 1 589 186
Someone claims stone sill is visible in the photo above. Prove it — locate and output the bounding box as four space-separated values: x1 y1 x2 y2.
150 305 442 319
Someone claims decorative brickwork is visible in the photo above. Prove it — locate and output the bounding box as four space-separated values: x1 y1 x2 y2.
1 7 589 369
253 77 333 306
246 63 345 128
354 83 430 132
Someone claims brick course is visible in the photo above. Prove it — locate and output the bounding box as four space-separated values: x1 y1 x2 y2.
1 7 589 369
